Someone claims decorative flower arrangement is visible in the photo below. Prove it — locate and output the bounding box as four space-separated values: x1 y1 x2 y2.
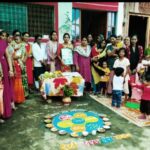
62 85 74 105
62 85 74 97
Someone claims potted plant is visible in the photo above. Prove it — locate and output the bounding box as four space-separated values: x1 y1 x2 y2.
62 85 74 106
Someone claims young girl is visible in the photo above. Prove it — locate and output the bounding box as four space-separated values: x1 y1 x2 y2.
131 73 150 119
113 48 130 102
116 35 124 49
112 67 124 108
99 61 110 96
130 55 150 101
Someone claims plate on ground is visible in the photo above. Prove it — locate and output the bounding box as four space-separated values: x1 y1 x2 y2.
44 119 52 123
103 125 110 129
45 124 53 128
97 128 106 133
103 118 109 121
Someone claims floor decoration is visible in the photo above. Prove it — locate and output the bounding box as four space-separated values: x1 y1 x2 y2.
44 110 111 137
90 95 150 127
59 133 132 149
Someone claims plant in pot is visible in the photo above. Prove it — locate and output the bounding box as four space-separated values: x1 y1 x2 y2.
62 85 74 106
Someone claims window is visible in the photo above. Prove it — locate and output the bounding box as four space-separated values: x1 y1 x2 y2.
107 12 117 37
72 8 81 40
0 3 28 34
0 3 54 36
27 4 54 36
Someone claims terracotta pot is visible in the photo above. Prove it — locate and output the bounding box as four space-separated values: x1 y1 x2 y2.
62 97 71 105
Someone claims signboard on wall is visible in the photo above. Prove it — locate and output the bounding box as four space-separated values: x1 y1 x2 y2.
58 3 72 43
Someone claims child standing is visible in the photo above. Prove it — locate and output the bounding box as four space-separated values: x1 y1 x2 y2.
116 35 124 49
131 73 150 120
113 48 130 102
130 55 150 101
99 61 110 96
112 67 124 108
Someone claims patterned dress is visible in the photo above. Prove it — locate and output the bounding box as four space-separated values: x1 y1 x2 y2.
12 42 29 103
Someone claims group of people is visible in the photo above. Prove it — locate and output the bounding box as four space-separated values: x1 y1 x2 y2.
0 29 150 123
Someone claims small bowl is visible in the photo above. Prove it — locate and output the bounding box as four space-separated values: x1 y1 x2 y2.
44 119 52 123
99 114 107 118
70 132 79 138
103 125 110 130
97 128 106 133
82 131 89 136
44 115 52 119
59 130 67 135
45 124 53 128
104 122 112 126
91 130 97 135
51 127 58 132
103 118 109 121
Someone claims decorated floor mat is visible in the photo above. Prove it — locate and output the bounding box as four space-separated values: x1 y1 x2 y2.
44 110 111 137
90 95 150 127
125 101 140 110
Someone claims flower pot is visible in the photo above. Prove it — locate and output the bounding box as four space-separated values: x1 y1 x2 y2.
62 97 71 105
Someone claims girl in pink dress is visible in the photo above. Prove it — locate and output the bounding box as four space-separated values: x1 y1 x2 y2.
131 72 150 120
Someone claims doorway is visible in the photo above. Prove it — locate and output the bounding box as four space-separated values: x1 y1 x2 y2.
81 10 107 40
129 15 148 49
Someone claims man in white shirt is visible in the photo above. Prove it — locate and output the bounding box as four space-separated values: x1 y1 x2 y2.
32 34 47 90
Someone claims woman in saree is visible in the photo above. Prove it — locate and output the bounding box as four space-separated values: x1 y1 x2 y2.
74 37 92 91
12 35 28 103
22 32 34 93
57 33 73 72
0 39 14 122
1 31 17 110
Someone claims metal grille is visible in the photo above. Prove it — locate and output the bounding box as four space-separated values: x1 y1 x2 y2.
0 3 54 36
0 3 28 34
27 4 54 36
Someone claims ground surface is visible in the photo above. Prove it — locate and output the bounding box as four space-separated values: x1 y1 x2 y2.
0 93 150 150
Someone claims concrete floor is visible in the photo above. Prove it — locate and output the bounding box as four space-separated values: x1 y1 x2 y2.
0 94 150 150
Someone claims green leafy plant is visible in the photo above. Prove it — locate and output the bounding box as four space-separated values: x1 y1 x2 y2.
62 85 74 97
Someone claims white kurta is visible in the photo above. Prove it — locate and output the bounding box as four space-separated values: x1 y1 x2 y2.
32 43 47 67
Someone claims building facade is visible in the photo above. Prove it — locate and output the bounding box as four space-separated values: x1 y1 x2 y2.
123 2 150 49
0 2 122 43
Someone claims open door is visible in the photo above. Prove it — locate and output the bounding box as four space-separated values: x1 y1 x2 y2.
129 15 148 49
81 10 107 39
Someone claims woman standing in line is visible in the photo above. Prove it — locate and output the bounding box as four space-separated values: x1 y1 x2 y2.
12 36 28 103
22 32 34 93
0 39 14 122
57 33 73 72
46 31 60 72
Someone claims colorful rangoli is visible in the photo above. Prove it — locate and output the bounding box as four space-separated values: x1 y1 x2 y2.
44 110 111 137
